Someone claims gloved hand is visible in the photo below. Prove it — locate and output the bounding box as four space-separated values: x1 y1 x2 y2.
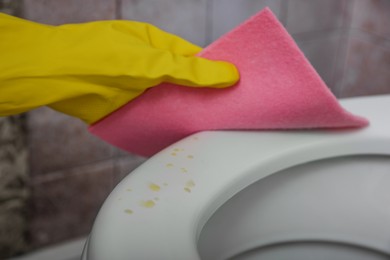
0 13 239 124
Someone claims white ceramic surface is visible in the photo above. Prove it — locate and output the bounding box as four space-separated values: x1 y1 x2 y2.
198 155 390 260
83 95 390 260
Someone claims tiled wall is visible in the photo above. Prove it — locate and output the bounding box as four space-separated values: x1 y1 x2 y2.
3 0 389 255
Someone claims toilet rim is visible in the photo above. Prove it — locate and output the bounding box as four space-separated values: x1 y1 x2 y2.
84 96 390 260
85 134 390 260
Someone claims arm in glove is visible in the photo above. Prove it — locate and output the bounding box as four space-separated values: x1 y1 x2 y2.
0 13 239 124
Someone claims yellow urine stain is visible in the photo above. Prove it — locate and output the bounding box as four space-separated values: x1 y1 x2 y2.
126 188 132 192
193 136 199 140
184 180 196 193
140 200 156 208
173 148 181 152
166 163 174 168
163 183 168 186
186 180 196 188
171 152 177 156
181 167 188 173
187 155 194 159
124 209 133 214
149 183 161 192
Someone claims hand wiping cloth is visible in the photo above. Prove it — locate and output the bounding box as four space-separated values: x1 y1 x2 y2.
89 8 368 157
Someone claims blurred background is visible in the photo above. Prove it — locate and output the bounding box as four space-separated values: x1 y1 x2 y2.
0 0 389 259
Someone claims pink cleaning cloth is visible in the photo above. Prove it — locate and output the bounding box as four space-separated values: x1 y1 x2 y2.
89 7 368 157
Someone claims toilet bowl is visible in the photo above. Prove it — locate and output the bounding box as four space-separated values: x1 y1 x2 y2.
82 94 390 260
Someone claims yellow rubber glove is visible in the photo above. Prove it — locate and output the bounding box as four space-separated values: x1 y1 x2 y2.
0 13 239 124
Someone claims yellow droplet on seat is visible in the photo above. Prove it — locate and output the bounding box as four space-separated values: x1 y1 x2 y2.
140 200 156 208
124 209 133 214
149 183 161 192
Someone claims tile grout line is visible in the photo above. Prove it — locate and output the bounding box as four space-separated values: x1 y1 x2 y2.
204 0 213 46
279 0 288 27
29 152 143 185
291 27 348 42
349 28 390 44
115 0 122 20
29 157 120 185
336 0 357 98
330 0 354 96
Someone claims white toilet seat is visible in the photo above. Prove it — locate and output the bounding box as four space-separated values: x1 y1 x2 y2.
83 95 390 260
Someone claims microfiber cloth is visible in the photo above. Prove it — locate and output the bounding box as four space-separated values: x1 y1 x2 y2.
89 7 368 157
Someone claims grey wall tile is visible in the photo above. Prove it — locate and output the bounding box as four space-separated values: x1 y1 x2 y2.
294 32 343 94
286 0 349 35
339 35 390 97
0 142 29 258
0 114 28 257
27 108 117 176
0 118 14 143
28 160 115 248
23 0 116 25
0 0 23 16
0 201 27 258
209 0 282 43
351 0 390 38
121 0 208 46
0 116 25 144
113 155 146 184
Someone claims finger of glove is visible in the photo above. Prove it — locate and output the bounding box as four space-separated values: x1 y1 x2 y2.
158 52 240 88
109 20 202 56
